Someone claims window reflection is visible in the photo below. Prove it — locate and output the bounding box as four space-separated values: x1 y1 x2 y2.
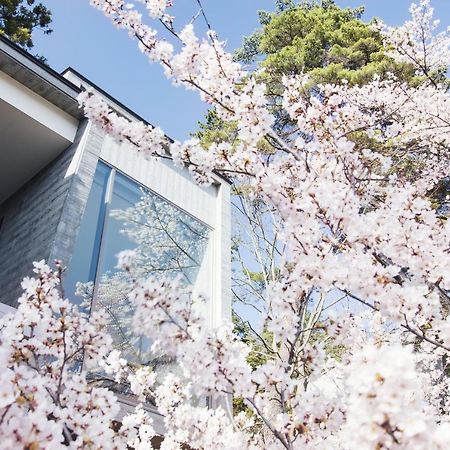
96 170 210 366
66 161 211 384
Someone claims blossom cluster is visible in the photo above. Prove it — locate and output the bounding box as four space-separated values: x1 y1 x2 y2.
379 0 450 79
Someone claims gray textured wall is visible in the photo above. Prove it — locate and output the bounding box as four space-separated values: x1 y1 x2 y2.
0 121 102 307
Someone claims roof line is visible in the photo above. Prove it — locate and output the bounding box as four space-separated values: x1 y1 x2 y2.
0 35 81 97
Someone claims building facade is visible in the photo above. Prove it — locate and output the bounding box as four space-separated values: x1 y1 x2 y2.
0 36 231 418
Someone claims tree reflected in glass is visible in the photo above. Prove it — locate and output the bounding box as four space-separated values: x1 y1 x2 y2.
97 173 210 370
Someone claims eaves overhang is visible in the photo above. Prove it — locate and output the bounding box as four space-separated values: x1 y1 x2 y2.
0 35 82 119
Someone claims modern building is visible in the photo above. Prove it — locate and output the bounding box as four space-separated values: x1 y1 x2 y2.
0 35 231 421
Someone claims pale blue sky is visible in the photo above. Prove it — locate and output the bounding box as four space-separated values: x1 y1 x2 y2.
33 0 450 141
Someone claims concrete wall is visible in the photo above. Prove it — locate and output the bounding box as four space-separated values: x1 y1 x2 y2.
48 123 104 266
0 121 103 307
0 124 231 321
0 144 72 306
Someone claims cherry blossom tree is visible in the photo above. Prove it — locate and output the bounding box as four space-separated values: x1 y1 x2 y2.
0 261 129 449
1 0 450 448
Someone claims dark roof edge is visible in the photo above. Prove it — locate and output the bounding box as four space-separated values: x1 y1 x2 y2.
0 35 81 99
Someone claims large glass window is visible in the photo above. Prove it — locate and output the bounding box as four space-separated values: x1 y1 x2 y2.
65 161 211 369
